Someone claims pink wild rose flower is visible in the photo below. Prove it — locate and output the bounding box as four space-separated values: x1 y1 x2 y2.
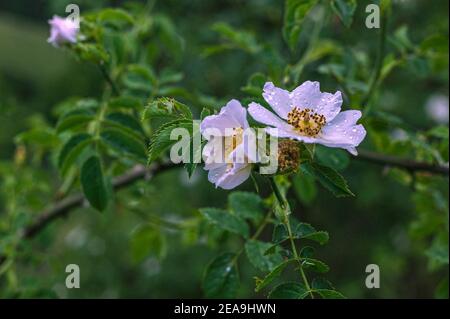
248 81 367 155
200 100 257 189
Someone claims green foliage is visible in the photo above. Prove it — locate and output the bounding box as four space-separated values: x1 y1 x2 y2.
80 155 109 212
245 240 283 272
204 22 262 56
100 128 146 161
330 0 357 28
255 259 294 292
292 172 317 205
283 0 318 50
58 133 93 175
130 224 167 263
0 0 447 300
272 222 329 246
294 223 329 245
228 191 264 222
203 253 239 298
199 208 249 239
300 162 355 197
269 282 309 299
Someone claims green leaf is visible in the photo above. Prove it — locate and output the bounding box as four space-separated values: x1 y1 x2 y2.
315 146 350 171
268 282 309 299
203 253 239 298
98 8 134 30
300 246 315 258
302 258 330 273
200 108 211 120
241 73 267 97
426 241 449 265
301 162 354 197
331 0 357 28
184 163 197 178
314 289 346 299
58 133 93 174
109 96 142 109
103 32 125 65
207 22 262 55
311 277 334 290
100 128 146 161
122 64 156 93
302 39 342 65
80 155 109 212
199 208 249 238
255 259 294 292
130 225 166 263
56 114 94 133
245 240 284 272
159 70 184 85
153 14 184 56
228 192 264 222
104 112 145 139
295 223 329 245
147 118 192 162
272 224 289 244
427 126 449 140
389 26 414 54
271 222 328 246
283 0 318 50
15 128 59 148
292 172 317 205
74 43 109 64
420 34 449 54
183 120 202 178
142 97 192 121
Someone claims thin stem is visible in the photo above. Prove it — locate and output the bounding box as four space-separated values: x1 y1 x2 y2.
94 101 107 152
233 210 273 263
98 63 120 96
130 207 188 230
357 149 449 176
289 5 327 84
269 178 286 209
362 11 388 112
269 177 314 298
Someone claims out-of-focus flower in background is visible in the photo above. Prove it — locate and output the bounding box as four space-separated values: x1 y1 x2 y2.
47 15 79 47
390 128 409 142
425 94 449 124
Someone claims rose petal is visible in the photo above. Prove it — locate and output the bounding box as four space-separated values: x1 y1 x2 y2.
265 127 317 143
200 100 248 138
318 110 366 150
290 81 342 122
216 163 252 189
248 102 292 131
207 164 228 184
262 82 292 119
225 99 249 129
202 137 226 165
316 124 367 153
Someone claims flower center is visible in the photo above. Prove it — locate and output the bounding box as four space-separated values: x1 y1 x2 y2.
287 107 326 137
224 127 244 165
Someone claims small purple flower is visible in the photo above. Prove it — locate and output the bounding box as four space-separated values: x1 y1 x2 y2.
47 15 79 47
248 81 367 155
200 100 256 190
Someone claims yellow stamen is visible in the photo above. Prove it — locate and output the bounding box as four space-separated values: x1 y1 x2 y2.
224 127 244 166
287 107 326 137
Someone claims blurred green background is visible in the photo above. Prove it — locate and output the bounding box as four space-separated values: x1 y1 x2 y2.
0 0 448 298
